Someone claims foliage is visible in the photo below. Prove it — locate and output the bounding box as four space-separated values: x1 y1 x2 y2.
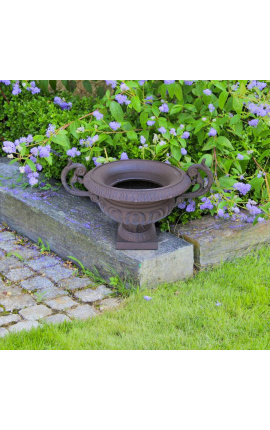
1 246 270 350
1 79 270 225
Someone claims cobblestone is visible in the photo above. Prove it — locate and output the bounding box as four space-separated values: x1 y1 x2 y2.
19 305 52 321
8 320 39 333
66 305 97 320
43 314 71 324
40 264 75 282
26 256 60 271
58 277 96 291
0 226 120 335
0 314 21 327
4 267 34 283
20 276 54 291
0 294 36 312
0 327 9 337
45 296 77 311
74 285 112 303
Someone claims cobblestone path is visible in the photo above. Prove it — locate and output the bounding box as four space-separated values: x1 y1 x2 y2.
0 223 121 337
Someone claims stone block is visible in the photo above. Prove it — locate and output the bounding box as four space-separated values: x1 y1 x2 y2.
8 320 39 333
0 314 21 327
26 256 60 271
74 285 112 303
0 159 194 286
45 296 77 311
20 276 54 291
58 277 96 291
19 304 52 320
0 294 36 312
42 314 71 324
66 305 97 320
174 215 270 267
0 327 8 337
99 298 121 311
39 264 75 282
4 267 33 282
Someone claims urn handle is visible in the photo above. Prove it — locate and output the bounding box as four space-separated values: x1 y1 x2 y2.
61 160 90 197
175 159 213 206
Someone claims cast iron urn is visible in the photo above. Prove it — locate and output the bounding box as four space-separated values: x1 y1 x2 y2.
61 159 213 250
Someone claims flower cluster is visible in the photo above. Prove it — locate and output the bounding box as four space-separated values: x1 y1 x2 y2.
54 96 72 110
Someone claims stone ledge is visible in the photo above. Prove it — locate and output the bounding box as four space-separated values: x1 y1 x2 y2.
173 215 270 267
0 159 194 286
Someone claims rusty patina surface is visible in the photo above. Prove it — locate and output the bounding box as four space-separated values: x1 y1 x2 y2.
61 159 213 250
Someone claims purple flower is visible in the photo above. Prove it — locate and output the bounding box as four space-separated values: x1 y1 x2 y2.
203 89 212 96
184 81 194 85
12 81 21 95
139 80 147 85
147 120 155 126
120 83 129 91
178 202 186 209
237 154 244 160
215 301 222 307
144 296 152 301
38 145 51 158
105 80 117 88
54 96 72 110
140 136 146 144
248 119 259 127
181 131 190 139
31 147 39 157
115 94 131 105
186 199 196 212
109 121 120 131
217 209 225 218
145 95 153 104
233 182 252 196
159 103 169 113
120 152 129 160
93 110 103 120
208 103 215 113
208 127 217 137
164 80 175 84
36 163 43 171
3 141 16 153
246 202 261 215
158 127 167 134
200 198 213 210
27 81 41 94
46 124 56 138
181 148 187 155
26 134 33 143
67 147 81 157
0 80 11 85
258 217 265 223
92 157 101 167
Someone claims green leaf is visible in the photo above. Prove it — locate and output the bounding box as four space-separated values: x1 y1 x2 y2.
168 83 176 98
198 154 212 167
69 120 80 138
174 84 183 101
202 140 216 151
52 134 70 150
171 144 182 161
219 91 229 109
127 131 137 141
110 101 124 122
61 80 68 89
217 136 234 150
219 176 235 188
230 114 240 125
213 81 226 91
33 135 45 142
26 159 36 172
233 96 243 114
140 112 148 129
45 155 53 165
170 105 183 115
97 87 105 98
83 80 92 93
152 105 160 117
131 96 141 112
250 177 264 196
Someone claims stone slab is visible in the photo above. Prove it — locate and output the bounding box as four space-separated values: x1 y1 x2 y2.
0 327 8 337
4 267 34 282
173 215 270 267
19 304 52 320
74 285 112 303
45 296 78 311
66 305 97 320
0 294 36 312
20 276 54 291
43 314 71 324
39 264 75 282
0 314 21 327
99 298 121 311
0 159 194 286
8 320 39 333
57 276 96 291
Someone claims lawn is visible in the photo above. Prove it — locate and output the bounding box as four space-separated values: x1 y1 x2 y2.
1 247 270 350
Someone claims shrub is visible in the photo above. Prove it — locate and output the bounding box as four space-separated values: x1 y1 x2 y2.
1 79 270 227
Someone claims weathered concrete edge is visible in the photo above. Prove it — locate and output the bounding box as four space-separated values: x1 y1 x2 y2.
0 162 194 286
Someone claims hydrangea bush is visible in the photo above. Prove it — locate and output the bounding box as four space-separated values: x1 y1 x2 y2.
1 79 270 227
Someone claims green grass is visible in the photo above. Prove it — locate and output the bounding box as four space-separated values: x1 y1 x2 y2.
1 247 270 350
